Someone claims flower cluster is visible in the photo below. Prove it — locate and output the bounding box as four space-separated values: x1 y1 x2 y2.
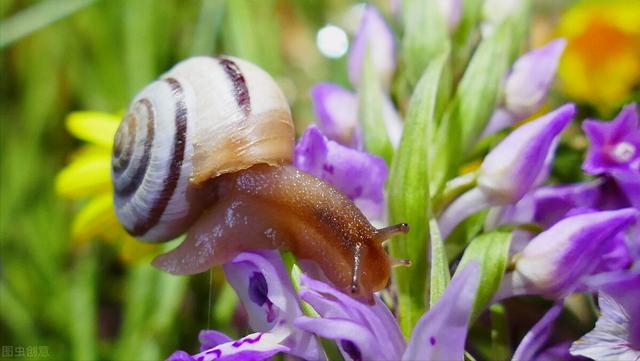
58 1 640 360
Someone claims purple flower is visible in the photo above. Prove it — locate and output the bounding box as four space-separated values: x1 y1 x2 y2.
499 209 639 298
570 287 640 360
483 40 566 136
439 104 575 237
532 181 602 228
294 263 481 361
512 302 563 361
348 5 396 89
294 125 388 220
310 83 362 148
478 104 575 203
583 103 640 175
167 251 325 361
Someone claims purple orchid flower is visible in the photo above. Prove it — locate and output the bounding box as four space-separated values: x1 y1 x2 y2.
294 125 388 220
497 208 639 299
583 103 640 209
483 39 566 136
167 251 325 361
310 83 403 150
294 262 480 361
570 284 640 360
583 103 640 175
438 104 575 238
310 83 362 149
348 5 396 89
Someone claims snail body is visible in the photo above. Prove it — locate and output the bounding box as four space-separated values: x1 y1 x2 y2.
112 56 408 300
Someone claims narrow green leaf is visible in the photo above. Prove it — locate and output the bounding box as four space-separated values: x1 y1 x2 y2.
430 21 513 194
428 218 450 307
0 0 96 48
70 246 98 361
490 303 511 361
451 0 483 75
190 0 226 56
401 0 450 86
457 231 511 319
388 51 448 336
359 50 394 164
124 0 157 97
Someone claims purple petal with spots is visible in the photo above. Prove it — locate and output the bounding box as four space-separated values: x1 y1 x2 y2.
294 125 388 220
512 302 563 361
310 83 361 148
166 332 290 361
348 5 396 88
402 262 481 361
199 330 233 352
295 274 406 361
512 208 639 296
478 103 575 203
582 103 640 176
223 251 325 361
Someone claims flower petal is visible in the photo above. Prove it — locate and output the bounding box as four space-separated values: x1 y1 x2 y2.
512 302 563 361
570 293 640 361
348 5 396 88
223 251 324 361
478 104 575 203
515 208 639 296
167 332 290 361
66 111 121 147
503 39 567 119
583 103 640 175
402 262 480 361
199 330 233 351
294 125 388 220
55 150 112 199
298 274 406 360
310 83 361 148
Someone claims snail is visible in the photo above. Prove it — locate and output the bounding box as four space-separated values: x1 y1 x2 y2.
111 56 409 301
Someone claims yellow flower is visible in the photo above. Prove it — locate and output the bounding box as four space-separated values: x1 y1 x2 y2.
56 111 156 263
557 0 640 111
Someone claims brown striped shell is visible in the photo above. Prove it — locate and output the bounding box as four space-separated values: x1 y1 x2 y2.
111 56 294 242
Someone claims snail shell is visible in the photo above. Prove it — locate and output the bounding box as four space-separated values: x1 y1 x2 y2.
112 56 294 241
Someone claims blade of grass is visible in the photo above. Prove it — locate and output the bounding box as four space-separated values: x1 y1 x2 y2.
0 0 96 48
388 50 449 336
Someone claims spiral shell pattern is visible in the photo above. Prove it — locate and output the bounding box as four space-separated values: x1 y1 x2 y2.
112 56 294 242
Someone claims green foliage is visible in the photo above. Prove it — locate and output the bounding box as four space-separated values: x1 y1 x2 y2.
457 231 512 319
388 51 448 335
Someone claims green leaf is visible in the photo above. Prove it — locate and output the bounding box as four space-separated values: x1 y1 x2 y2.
429 21 513 194
124 0 157 97
70 246 98 361
428 218 450 307
190 0 226 56
359 50 394 164
0 0 97 48
490 303 511 361
401 0 450 86
388 51 448 336
457 231 511 319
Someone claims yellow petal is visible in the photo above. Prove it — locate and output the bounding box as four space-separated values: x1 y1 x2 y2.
71 193 119 244
66 111 121 147
118 234 158 264
55 151 111 198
